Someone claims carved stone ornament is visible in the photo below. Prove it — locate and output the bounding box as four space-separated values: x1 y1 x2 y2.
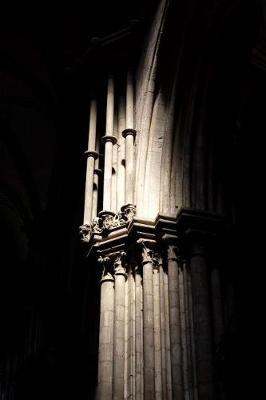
114 251 127 276
80 205 136 243
79 224 92 242
113 212 127 227
102 213 114 230
98 255 114 281
121 204 136 222
91 217 103 233
153 252 162 271
167 244 179 261
137 239 154 265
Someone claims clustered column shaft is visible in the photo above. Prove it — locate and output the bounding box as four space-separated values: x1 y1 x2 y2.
83 100 98 225
166 239 184 400
122 71 136 206
83 71 137 233
189 235 214 400
95 229 220 400
139 241 155 400
97 257 115 400
113 253 127 400
102 76 117 213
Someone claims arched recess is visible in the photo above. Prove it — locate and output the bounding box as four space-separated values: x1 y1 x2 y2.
135 0 261 219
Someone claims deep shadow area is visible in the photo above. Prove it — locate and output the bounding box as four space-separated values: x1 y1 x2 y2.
0 1 265 398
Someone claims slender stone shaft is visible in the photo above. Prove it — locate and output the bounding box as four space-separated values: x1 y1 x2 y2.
106 76 114 136
153 263 162 400
102 138 114 210
123 131 135 204
113 254 127 400
135 266 144 400
167 242 183 399
111 146 118 213
189 236 214 399
140 241 155 399
164 269 172 400
83 100 98 224
179 263 189 400
124 273 129 399
92 140 100 219
123 71 136 205
183 261 195 399
159 263 167 400
97 260 114 400
186 263 198 400
126 71 134 129
84 151 98 224
88 100 97 150
102 76 117 211
117 96 126 210
130 272 136 398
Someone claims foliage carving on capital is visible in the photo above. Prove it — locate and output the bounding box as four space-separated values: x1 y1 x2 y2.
153 252 162 271
137 239 155 265
114 251 127 276
121 204 136 222
79 224 92 242
98 255 114 281
79 205 137 243
167 244 179 261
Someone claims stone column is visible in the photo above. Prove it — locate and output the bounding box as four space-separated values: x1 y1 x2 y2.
183 260 196 399
117 95 126 210
163 264 172 400
179 262 189 400
97 256 115 400
122 128 136 206
113 252 127 400
166 236 183 400
159 261 167 400
188 231 214 400
101 75 117 213
185 262 198 400
129 268 136 399
111 113 118 213
83 99 98 225
92 139 101 219
138 240 155 400
124 269 130 399
153 257 162 400
126 71 134 129
84 150 98 224
135 265 144 400
122 71 136 207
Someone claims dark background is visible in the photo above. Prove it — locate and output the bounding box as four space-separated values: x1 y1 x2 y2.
0 1 265 398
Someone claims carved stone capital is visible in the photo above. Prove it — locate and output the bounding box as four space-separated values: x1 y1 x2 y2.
98 210 115 231
98 255 114 282
137 239 157 266
153 252 162 271
167 244 179 262
79 224 92 243
97 210 127 233
113 251 127 277
134 264 143 276
161 233 182 261
121 203 136 222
